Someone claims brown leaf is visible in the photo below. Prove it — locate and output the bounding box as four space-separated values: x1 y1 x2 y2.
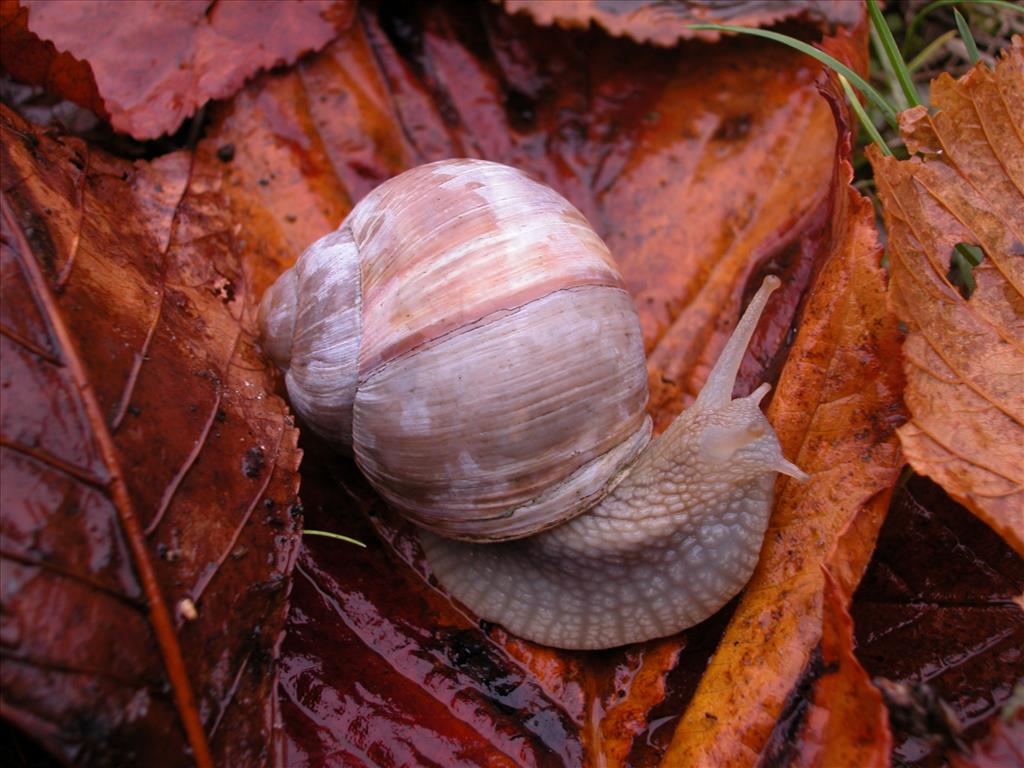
502 0 861 46
662 170 907 763
789 530 892 768
950 703 1024 768
869 38 1024 556
0 106 301 766
198 2 873 764
211 1 851 429
9 0 353 139
852 475 1024 765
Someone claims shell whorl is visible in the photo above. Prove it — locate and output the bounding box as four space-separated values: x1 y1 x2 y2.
258 228 363 448
259 159 652 541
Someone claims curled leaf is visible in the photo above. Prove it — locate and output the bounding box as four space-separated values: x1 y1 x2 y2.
789 528 892 768
663 173 906 764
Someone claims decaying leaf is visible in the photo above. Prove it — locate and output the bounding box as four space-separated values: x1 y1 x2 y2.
663 178 906 764
13 3 1017 767
3 0 353 139
870 38 1024 556
852 476 1024 765
950 702 1024 768
502 0 862 46
788 527 892 768
0 106 301 766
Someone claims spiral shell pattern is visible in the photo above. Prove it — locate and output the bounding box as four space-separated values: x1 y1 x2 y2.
259 159 651 541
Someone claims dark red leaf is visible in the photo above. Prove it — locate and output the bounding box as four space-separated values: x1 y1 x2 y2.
1 105 301 766
4 0 354 139
852 476 1024 766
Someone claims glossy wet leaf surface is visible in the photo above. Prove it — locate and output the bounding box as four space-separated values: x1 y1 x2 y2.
212 2 893 764
1 107 301 766
662 146 906 766
2 2 1023 766
851 476 1024 767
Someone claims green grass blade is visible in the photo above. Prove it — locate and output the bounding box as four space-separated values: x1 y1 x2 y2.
954 8 981 64
304 529 367 547
906 0 1024 50
868 0 922 107
870 22 909 111
839 74 893 156
687 24 899 128
957 243 984 266
907 29 958 72
950 246 977 297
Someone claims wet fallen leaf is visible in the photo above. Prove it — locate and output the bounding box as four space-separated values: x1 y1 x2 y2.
210 0 848 430
1 106 301 766
852 475 1024 766
0 0 107 123
3 0 353 139
663 133 906 763
788 527 892 768
198 1 874 764
8 3 1019 767
870 39 1024 556
950 702 1024 768
502 0 861 46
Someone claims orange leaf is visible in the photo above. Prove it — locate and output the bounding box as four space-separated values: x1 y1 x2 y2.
663 180 906 764
869 38 1024 556
206 3 873 764
791 527 892 768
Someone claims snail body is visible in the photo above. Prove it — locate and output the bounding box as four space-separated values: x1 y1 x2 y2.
259 159 806 649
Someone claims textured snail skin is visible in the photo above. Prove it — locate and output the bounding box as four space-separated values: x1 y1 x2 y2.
421 276 807 649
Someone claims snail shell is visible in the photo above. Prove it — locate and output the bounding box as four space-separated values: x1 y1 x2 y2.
260 159 652 541
260 159 806 649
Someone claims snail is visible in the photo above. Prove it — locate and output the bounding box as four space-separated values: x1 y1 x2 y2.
259 158 806 650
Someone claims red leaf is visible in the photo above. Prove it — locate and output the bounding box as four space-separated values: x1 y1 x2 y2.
203 3 876 764
8 0 354 139
503 0 863 46
1 106 301 766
